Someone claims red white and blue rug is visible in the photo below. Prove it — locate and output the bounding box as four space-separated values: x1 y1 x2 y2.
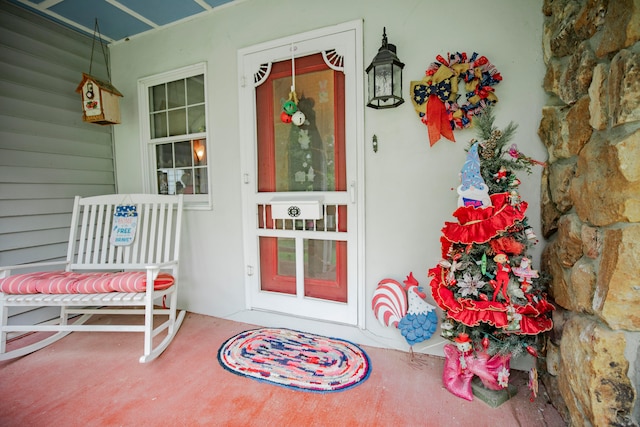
217 327 371 392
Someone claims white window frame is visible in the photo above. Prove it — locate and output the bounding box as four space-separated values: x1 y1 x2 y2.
137 62 211 209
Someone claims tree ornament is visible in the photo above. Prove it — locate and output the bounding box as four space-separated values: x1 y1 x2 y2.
283 100 297 115
457 142 491 208
491 252 511 302
529 367 539 401
280 44 302 126
280 111 292 124
291 110 306 126
482 336 490 350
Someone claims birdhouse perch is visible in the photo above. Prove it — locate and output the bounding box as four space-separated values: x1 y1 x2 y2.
75 73 123 125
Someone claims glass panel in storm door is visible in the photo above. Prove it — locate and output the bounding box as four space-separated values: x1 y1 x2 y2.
259 237 296 295
304 239 347 303
256 53 347 302
257 53 346 193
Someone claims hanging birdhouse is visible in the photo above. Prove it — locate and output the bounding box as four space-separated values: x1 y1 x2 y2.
75 73 123 125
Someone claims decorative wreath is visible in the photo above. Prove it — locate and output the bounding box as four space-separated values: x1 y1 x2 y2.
410 52 502 147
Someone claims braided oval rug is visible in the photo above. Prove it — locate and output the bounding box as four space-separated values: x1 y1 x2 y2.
217 327 371 392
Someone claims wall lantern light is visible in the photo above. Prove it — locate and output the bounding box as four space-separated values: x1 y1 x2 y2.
366 27 405 109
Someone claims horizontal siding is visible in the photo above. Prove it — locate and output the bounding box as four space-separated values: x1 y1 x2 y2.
0 243 68 267
0 198 74 216
0 212 71 233
0 116 111 144
0 7 104 62
0 129 112 157
0 1 117 324
0 183 116 199
0 165 116 184
0 149 114 171
0 227 70 252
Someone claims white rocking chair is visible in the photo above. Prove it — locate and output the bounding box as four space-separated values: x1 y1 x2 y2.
0 194 185 363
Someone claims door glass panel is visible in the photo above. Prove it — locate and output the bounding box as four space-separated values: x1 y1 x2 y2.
304 239 347 303
258 53 346 193
278 238 296 276
304 239 336 281
259 236 295 295
272 70 336 192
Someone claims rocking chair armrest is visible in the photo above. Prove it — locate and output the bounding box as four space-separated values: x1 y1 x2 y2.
144 260 179 271
0 261 70 278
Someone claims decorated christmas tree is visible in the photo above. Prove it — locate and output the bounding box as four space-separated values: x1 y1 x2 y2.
428 109 554 401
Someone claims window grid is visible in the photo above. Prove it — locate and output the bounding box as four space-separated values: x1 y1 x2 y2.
140 64 209 203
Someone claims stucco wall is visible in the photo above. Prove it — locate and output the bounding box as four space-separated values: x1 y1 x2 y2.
109 0 546 355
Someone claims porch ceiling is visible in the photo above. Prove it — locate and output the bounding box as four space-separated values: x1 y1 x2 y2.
9 0 238 43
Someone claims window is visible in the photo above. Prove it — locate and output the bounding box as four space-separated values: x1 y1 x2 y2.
138 63 210 207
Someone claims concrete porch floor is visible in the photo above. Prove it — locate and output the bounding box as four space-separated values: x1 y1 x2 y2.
0 312 566 426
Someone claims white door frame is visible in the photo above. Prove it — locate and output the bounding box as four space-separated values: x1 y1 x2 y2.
237 20 365 327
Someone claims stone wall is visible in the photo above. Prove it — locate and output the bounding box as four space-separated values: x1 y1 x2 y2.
539 1 640 425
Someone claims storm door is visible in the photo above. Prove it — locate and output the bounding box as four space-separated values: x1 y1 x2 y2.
238 22 363 325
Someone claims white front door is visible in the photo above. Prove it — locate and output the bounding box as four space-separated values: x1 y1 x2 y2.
238 21 364 326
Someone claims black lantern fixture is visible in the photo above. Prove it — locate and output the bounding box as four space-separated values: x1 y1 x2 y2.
366 27 405 109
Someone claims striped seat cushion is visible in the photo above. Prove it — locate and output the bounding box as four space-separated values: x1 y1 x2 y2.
0 271 175 294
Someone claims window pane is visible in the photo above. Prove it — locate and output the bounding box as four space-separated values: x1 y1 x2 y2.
179 170 194 194
156 168 180 195
188 105 206 134
187 75 205 104
151 112 167 139
150 85 166 111
168 108 187 136
193 138 207 166
174 141 192 167
194 167 208 194
156 143 173 168
157 171 169 194
167 80 186 108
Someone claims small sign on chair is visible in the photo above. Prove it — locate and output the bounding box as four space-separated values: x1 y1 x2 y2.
110 205 138 246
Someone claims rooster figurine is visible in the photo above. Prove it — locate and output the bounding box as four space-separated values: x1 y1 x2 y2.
372 272 438 347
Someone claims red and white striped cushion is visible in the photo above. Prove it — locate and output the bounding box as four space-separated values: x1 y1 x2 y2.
35 272 80 294
0 271 175 294
0 271 55 294
74 272 126 293
105 272 174 293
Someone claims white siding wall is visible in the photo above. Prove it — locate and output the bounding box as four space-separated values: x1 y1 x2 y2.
0 2 116 323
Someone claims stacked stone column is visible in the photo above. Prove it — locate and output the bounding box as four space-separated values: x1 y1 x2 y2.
539 1 639 425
